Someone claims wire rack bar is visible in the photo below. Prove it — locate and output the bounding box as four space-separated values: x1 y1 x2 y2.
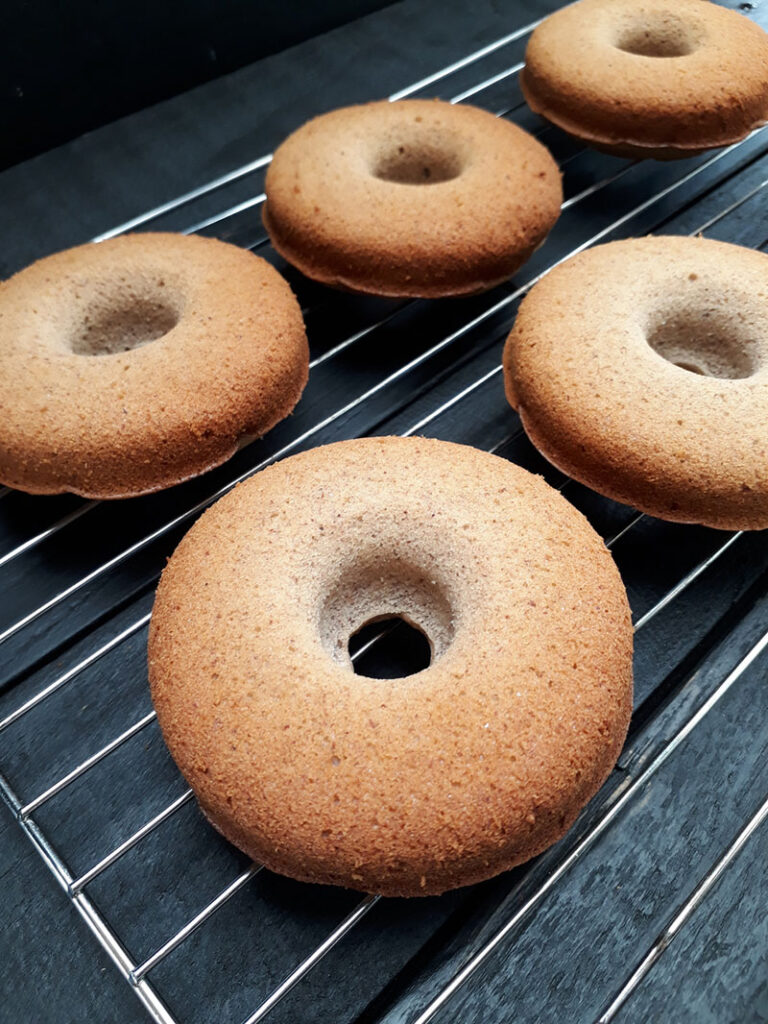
560 161 636 211
182 192 268 237
596 790 768 1023
0 767 175 1024
2 135 755 655
241 894 381 1024
408 625 768 1024
0 500 98 569
70 790 195 895
91 155 274 243
692 174 768 235
448 61 525 105
351 622 398 660
388 17 542 101
633 532 743 632
0 612 152 734
131 865 264 983
309 304 408 368
69 783 188 890
19 711 157 819
604 513 645 549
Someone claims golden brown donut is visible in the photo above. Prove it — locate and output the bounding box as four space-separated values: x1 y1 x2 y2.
0 233 309 498
503 236 768 530
149 436 633 897
522 0 768 159
262 99 562 297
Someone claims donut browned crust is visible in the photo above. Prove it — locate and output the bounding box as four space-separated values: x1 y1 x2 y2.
0 233 309 498
503 236 768 530
521 0 768 159
262 99 562 297
148 436 633 897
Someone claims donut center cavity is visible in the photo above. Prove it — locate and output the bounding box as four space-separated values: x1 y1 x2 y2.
646 306 760 379
71 294 180 356
616 14 701 57
348 616 433 679
320 558 455 677
373 142 463 185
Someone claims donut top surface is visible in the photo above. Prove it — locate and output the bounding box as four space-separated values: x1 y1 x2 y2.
504 235 768 530
522 0 768 153
263 99 562 297
149 436 633 896
0 232 308 498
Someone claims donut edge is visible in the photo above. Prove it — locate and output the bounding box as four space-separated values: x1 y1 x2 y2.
521 68 768 160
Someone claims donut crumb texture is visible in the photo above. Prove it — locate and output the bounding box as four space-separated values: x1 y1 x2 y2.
503 235 768 530
149 436 633 897
263 99 562 297
0 233 309 498
521 0 768 158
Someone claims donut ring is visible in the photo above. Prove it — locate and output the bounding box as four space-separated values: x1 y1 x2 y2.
149 436 633 897
263 99 562 297
0 233 309 498
521 0 768 159
503 236 768 531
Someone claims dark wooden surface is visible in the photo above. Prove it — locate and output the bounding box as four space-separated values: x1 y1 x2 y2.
0 1 767 1022
1 0 394 171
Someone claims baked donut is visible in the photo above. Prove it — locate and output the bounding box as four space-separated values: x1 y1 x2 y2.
149 436 633 897
0 233 309 498
262 99 562 297
521 0 768 159
503 236 768 531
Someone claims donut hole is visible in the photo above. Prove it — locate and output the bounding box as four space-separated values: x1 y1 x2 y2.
646 307 759 379
349 616 433 679
320 558 455 676
616 14 701 58
71 295 180 356
372 142 464 186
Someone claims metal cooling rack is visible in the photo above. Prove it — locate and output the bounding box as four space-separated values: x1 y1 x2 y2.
1 9 768 1024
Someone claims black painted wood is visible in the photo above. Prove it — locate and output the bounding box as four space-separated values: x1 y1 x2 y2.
1 1 767 1022
1 0 394 171
620 816 768 1024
